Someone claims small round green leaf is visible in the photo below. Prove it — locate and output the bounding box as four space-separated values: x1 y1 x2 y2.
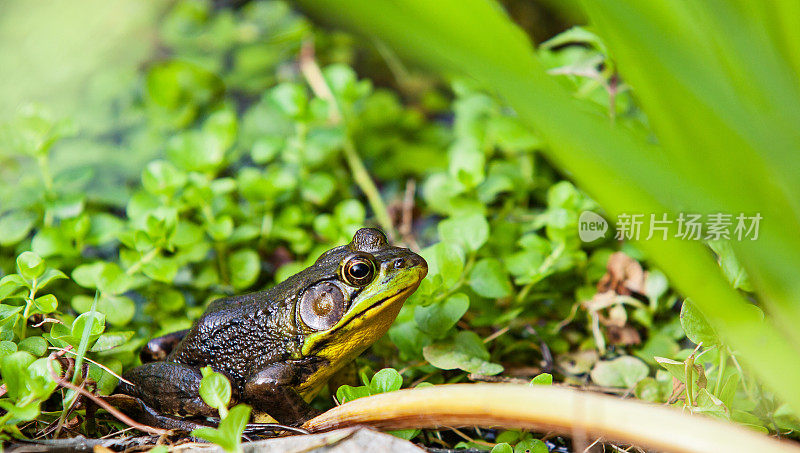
91 331 135 352
18 336 48 357
33 294 58 313
590 356 649 388
71 312 106 340
0 340 18 358
270 83 308 118
97 263 135 295
423 331 503 375
680 299 720 347
0 276 26 301
492 443 513 453
530 373 553 386
37 268 68 290
468 258 512 298
421 242 465 288
71 262 106 289
336 384 371 404
514 439 548 453
100 295 136 326
369 368 403 394
142 160 187 195
199 366 232 413
1 351 36 399
438 213 489 253
229 249 260 290
0 211 37 246
207 215 234 241
157 288 186 312
17 252 46 281
414 293 469 338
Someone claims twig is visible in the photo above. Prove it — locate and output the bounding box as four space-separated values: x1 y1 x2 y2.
51 378 87 439
31 317 63 328
244 423 310 436
299 42 341 123
48 346 134 386
583 436 603 452
400 179 420 250
482 326 509 344
99 426 135 439
448 427 495 448
448 427 475 444
50 349 76 438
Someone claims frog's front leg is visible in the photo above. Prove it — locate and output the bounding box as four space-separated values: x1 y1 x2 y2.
119 361 225 418
243 361 322 426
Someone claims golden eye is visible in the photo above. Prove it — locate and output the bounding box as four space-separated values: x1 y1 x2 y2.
341 254 376 287
299 282 345 331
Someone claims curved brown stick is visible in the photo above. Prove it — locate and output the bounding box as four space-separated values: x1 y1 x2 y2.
303 384 800 453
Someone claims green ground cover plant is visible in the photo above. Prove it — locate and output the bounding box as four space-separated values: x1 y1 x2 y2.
0 0 797 450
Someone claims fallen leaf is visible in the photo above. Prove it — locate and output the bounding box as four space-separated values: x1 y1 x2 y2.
606 325 641 346
597 252 647 296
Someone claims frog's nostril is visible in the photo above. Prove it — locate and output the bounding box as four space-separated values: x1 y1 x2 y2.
393 258 405 269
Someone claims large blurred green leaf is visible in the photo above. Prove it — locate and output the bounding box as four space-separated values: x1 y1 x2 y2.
296 0 800 415
580 0 800 332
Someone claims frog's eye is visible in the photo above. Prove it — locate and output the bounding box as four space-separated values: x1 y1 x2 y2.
341 254 376 287
299 282 346 331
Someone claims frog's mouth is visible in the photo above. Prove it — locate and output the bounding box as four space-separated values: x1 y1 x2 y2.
318 283 416 338
339 283 418 329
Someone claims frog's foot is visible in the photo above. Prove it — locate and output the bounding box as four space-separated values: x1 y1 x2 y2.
118 361 226 418
140 329 190 363
106 394 307 438
104 394 218 433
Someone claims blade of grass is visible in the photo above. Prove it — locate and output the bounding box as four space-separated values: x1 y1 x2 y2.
580 0 800 354
54 290 99 436
72 289 99 385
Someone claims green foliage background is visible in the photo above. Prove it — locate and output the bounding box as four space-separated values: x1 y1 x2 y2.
0 0 796 449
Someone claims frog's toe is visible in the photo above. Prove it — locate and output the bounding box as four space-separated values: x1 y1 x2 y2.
139 329 189 363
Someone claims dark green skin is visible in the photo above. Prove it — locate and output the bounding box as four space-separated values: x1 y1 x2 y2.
118 228 426 427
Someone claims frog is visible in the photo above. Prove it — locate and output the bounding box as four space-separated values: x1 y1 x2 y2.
117 228 427 428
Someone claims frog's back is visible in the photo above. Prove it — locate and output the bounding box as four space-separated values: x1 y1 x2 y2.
168 291 299 383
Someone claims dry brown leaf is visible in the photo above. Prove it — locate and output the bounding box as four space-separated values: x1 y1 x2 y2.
606 325 642 346
597 251 648 296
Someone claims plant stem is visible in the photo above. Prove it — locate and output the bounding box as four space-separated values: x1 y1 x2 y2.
516 242 565 303
36 154 54 195
341 138 395 238
299 41 396 239
35 154 56 228
433 252 477 303
54 291 100 437
18 280 38 340
125 247 160 276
